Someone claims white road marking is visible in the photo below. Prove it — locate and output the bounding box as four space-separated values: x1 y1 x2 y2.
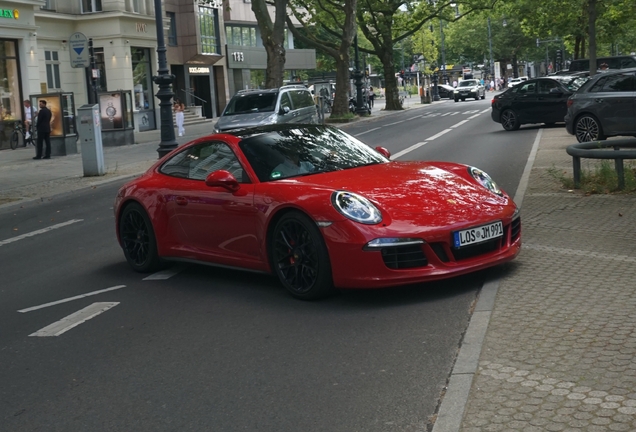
391 142 428 160
513 128 542 208
481 108 490 114
451 111 460 115
29 302 119 337
427 129 452 141
451 120 470 128
385 120 405 126
143 266 185 280
354 127 380 137
407 115 422 120
463 110 479 114
0 219 84 247
18 285 126 313
441 112 451 116
468 113 481 119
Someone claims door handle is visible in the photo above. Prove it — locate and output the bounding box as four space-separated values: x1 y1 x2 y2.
175 196 188 206
595 99 604 103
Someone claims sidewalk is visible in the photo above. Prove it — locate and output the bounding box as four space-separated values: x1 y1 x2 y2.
2 98 635 431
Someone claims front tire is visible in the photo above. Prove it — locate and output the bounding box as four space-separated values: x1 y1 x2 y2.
501 109 521 131
270 212 334 300
119 202 162 273
575 114 605 142
10 131 18 150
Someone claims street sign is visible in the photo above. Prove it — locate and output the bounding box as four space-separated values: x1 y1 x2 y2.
69 32 89 68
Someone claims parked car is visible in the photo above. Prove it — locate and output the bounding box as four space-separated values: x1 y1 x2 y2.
214 85 318 132
568 55 636 72
115 124 521 300
432 84 455 99
453 79 486 101
491 77 576 131
565 68 636 142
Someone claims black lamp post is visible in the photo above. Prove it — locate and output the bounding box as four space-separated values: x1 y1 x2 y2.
353 36 368 115
154 0 178 158
432 71 440 101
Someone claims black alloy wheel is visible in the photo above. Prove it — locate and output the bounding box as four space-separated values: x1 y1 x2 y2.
501 109 521 131
575 114 605 142
270 212 334 300
119 202 162 273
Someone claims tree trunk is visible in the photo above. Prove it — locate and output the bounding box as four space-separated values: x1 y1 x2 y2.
587 0 597 76
251 0 287 88
332 56 352 116
382 52 402 110
574 36 581 59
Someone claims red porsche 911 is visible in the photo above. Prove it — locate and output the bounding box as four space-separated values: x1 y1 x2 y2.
115 124 521 300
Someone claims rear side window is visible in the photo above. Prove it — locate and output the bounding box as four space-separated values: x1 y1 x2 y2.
538 80 559 94
599 73 636 92
160 142 248 182
518 82 536 94
289 90 315 109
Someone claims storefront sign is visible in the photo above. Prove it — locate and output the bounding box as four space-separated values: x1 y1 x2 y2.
231 52 244 62
189 67 210 74
0 9 19 19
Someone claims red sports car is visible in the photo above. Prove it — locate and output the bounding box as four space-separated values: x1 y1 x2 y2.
115 124 521 300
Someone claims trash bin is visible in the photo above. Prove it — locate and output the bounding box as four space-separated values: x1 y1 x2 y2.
77 104 105 176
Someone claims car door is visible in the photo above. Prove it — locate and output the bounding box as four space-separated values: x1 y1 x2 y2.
159 141 261 265
511 80 539 123
289 89 317 123
536 79 570 123
587 72 636 135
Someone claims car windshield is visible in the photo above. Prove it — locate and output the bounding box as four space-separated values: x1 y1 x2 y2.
224 92 278 115
238 126 388 182
458 81 477 87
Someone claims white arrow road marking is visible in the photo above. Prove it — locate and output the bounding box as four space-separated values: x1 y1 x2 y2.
143 265 185 280
29 302 119 337
0 219 83 247
18 285 126 313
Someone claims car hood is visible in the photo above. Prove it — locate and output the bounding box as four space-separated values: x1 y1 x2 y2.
215 112 275 131
290 161 509 216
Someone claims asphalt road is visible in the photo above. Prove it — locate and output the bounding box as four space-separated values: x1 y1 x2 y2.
0 99 538 431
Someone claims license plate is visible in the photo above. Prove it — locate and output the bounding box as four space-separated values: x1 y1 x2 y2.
453 221 503 248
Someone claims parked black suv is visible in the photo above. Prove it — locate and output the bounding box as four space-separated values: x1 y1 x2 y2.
565 68 636 142
568 55 636 72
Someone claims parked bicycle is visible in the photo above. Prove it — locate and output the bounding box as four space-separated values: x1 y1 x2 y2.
11 121 35 150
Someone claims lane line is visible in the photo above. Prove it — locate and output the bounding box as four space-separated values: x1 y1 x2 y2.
427 129 452 141
451 112 460 115
385 120 405 126
0 219 84 247
29 302 119 337
354 127 380 137
143 265 185 280
441 113 450 116
451 120 470 129
468 113 481 120
18 285 126 313
513 128 542 208
391 142 428 160
480 108 490 114
407 115 422 120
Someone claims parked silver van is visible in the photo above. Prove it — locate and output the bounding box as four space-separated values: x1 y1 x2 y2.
214 85 319 132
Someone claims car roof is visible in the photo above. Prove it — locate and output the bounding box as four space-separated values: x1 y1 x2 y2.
234 84 309 96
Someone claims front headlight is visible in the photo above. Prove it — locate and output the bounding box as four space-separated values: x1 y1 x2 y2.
331 191 382 224
468 167 503 196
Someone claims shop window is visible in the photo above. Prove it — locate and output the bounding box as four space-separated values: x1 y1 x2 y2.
198 6 219 55
45 51 61 90
168 12 177 46
94 48 107 91
81 0 102 13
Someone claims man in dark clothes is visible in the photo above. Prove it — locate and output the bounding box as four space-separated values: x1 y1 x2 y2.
34 99 52 160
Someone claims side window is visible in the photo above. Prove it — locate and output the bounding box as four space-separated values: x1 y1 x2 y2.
289 90 314 109
606 58 621 69
620 57 636 69
518 82 536 94
279 92 292 111
538 80 558 94
589 77 607 93
160 142 248 182
601 73 635 92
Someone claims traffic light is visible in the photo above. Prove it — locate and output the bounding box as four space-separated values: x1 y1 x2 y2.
556 50 562 62
536 38 540 47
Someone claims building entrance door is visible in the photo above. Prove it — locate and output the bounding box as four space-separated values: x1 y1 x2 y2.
190 75 212 118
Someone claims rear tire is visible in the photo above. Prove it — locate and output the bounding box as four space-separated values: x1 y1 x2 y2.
501 109 521 131
10 131 18 150
270 212 334 300
119 202 163 273
575 114 605 142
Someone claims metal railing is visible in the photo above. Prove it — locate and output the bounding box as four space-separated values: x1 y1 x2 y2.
181 89 207 108
566 139 636 190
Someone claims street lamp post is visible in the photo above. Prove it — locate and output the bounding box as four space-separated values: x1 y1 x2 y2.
353 36 368 115
439 19 447 85
154 0 178 159
487 17 494 79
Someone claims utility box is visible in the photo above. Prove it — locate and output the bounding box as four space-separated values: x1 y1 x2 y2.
77 104 105 176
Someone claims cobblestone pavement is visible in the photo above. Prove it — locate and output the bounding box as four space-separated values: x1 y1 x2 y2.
459 127 636 432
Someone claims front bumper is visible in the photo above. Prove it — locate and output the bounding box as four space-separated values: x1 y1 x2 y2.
321 215 521 289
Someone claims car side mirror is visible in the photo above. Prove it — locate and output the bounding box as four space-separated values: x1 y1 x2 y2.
279 106 290 115
205 170 240 193
549 88 564 95
375 146 391 159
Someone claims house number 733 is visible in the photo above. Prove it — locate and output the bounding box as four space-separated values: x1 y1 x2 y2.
232 52 244 62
